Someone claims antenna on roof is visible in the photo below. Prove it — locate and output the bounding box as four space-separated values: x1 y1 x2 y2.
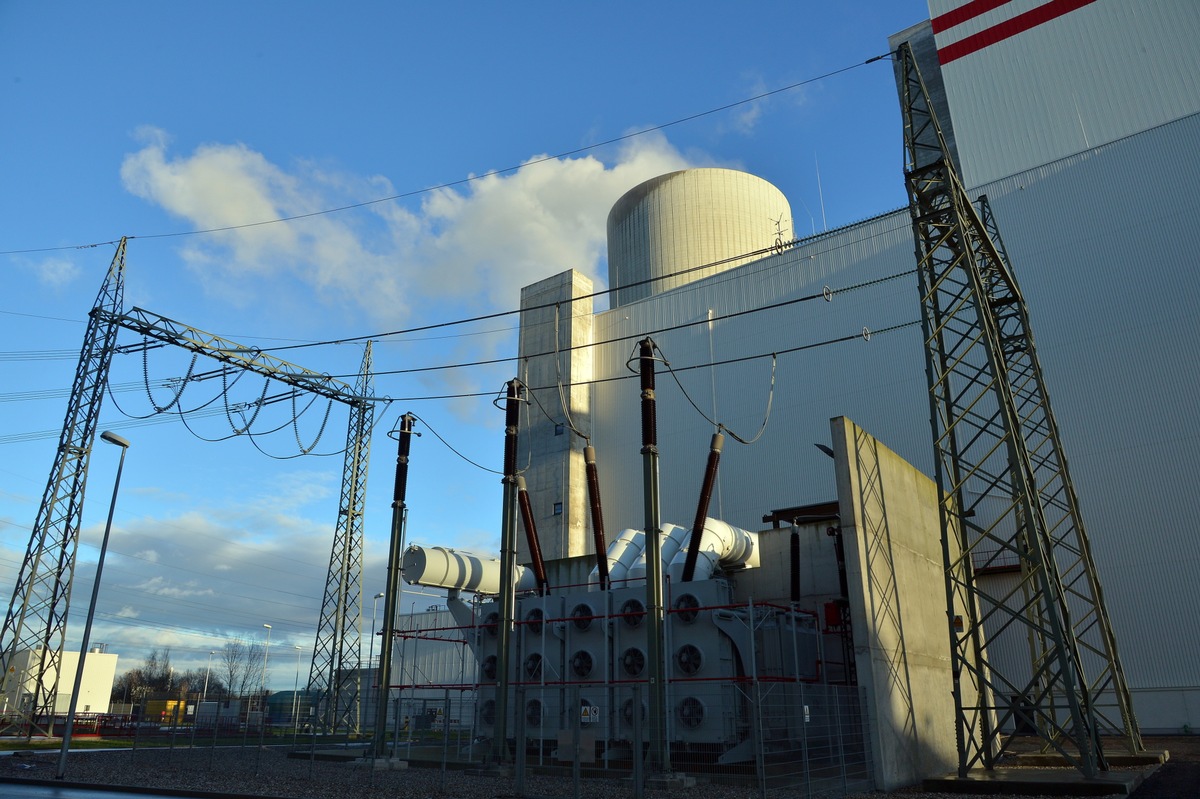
815 154 827 232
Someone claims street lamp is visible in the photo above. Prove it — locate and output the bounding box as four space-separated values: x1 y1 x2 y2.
364 591 384 735
293 646 303 737
57 430 130 780
369 592 384 671
262 624 272 705
203 650 215 701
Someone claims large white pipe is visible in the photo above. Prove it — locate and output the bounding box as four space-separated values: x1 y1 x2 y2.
590 527 645 590
667 518 759 583
627 524 688 584
402 545 537 595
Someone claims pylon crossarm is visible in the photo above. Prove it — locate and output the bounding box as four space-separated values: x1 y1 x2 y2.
106 307 363 405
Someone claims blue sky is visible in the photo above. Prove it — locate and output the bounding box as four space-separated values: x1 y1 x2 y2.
1 1 932 689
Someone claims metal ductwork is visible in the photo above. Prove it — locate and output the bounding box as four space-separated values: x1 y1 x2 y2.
667 518 759 583
402 545 537 595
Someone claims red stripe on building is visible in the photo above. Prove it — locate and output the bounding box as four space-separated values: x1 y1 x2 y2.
931 0 1012 34
937 0 1098 64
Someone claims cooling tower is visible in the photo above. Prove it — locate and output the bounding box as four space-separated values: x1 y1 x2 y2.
606 168 793 307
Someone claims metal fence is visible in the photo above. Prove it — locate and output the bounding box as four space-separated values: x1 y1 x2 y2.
44 681 869 798
41 593 874 798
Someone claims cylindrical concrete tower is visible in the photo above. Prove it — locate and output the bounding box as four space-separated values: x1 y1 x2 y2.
606 168 793 307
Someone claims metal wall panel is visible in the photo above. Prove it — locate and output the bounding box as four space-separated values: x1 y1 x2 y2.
930 0 1200 187
972 112 1200 698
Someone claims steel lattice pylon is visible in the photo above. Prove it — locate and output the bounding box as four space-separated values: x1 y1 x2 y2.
308 341 373 732
0 239 126 736
898 43 1141 778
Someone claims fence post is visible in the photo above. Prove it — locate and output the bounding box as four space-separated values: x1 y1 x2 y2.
748 599 766 799
189 694 198 750
131 697 143 758
572 685 581 799
799 683 811 799
440 689 451 792
514 685 526 794
209 703 220 769
834 686 847 794
632 684 644 799
169 702 180 762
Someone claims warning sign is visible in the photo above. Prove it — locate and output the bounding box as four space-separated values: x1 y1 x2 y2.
580 705 600 724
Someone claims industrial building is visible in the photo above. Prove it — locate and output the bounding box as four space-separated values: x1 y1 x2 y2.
396 0 1200 788
1 647 118 717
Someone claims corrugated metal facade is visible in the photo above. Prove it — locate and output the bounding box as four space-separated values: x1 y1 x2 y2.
929 0 1200 187
970 112 1200 702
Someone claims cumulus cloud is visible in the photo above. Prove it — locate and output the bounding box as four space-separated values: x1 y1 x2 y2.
9 254 82 288
30 256 81 287
120 128 698 324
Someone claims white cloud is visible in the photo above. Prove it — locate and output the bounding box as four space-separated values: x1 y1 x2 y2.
120 128 699 324
30 256 81 288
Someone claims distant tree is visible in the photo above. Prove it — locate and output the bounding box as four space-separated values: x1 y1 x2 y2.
174 668 224 699
110 647 175 702
220 637 266 698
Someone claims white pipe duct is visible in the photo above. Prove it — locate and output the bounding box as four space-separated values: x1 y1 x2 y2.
402 545 536 595
627 524 688 584
667 518 760 583
590 527 645 590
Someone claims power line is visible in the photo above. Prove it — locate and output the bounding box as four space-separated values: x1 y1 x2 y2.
332 267 917 380
0 53 890 256
377 319 921 404
257 210 912 358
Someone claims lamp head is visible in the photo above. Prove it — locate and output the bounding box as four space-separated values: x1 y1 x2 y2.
100 430 131 449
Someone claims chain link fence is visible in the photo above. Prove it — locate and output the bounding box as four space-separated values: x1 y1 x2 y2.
45 595 873 798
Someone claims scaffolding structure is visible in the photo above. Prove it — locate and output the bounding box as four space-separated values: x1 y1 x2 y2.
898 42 1141 778
0 241 376 736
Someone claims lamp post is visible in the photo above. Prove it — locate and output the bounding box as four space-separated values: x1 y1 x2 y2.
365 591 383 734
261 624 272 711
369 592 384 671
203 650 215 701
292 646 303 736
56 430 130 780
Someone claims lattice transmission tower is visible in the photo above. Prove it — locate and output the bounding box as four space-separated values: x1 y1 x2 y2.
898 42 1141 778
308 341 373 733
0 240 126 736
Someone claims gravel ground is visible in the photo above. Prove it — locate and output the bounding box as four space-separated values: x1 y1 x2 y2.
0 737 1194 799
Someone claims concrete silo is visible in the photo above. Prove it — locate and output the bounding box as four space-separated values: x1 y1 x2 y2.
607 168 793 307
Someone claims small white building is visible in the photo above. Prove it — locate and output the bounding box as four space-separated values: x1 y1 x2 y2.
1 648 119 716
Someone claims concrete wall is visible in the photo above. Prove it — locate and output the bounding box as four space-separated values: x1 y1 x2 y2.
516 270 595 563
831 416 965 791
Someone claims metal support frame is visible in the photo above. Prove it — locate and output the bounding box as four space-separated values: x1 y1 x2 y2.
309 342 375 733
0 239 127 737
898 42 1141 777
